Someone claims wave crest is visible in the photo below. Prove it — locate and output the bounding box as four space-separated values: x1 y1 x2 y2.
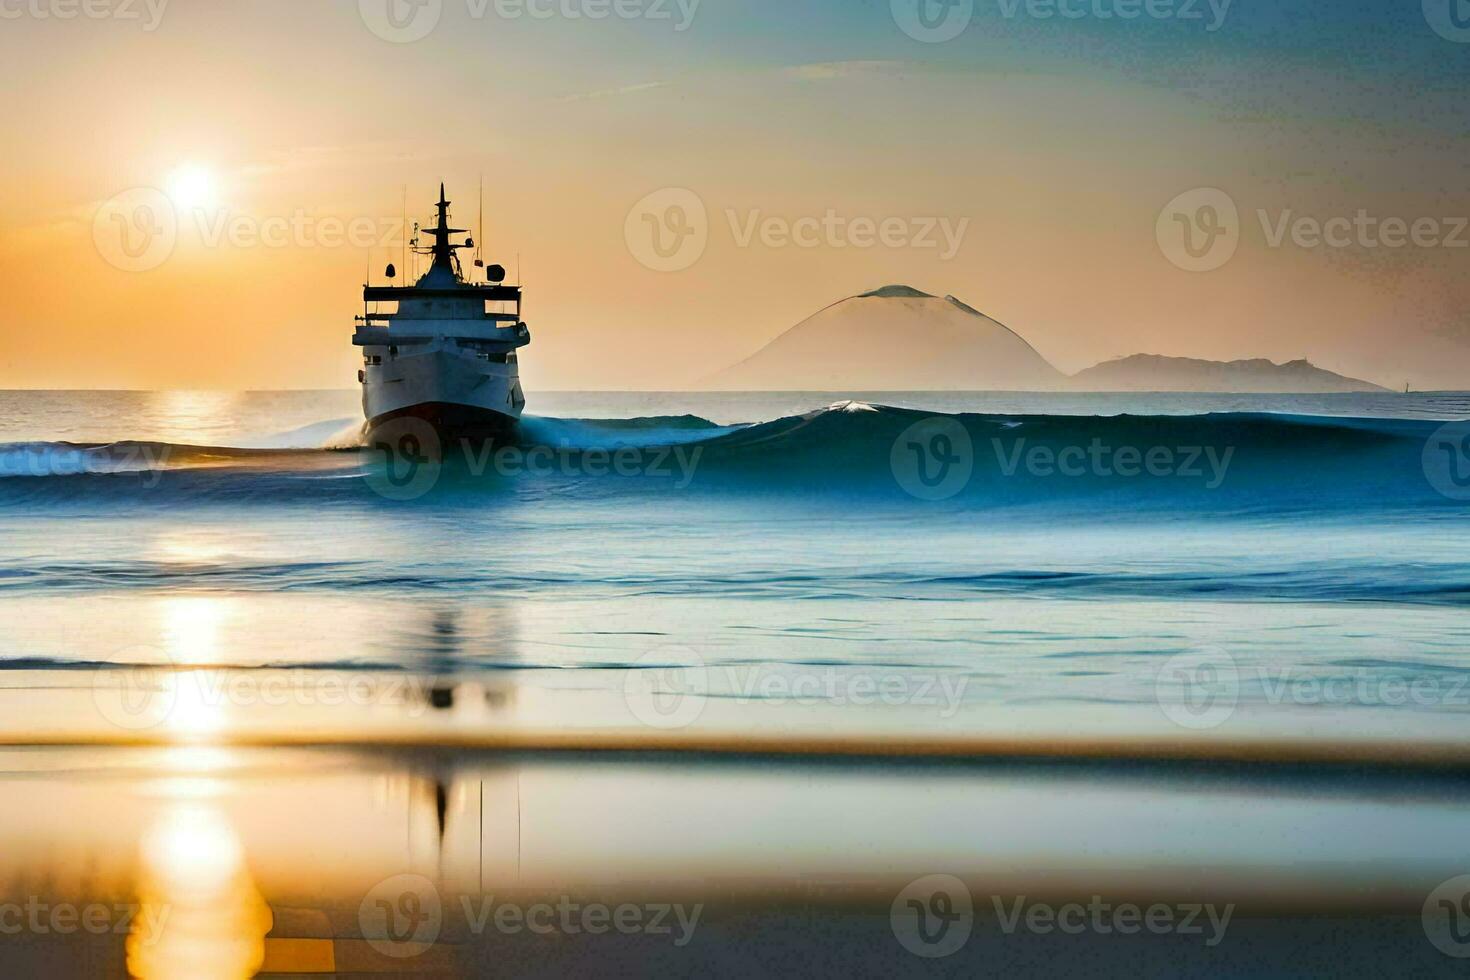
0 403 1456 514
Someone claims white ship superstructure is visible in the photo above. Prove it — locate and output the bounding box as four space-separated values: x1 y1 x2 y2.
354 184 529 437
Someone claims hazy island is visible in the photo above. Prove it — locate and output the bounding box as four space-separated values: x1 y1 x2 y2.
705 286 1385 393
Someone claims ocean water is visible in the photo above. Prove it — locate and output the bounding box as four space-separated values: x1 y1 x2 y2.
3 388 1470 748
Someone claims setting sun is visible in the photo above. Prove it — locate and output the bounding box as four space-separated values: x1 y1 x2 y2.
166 164 215 211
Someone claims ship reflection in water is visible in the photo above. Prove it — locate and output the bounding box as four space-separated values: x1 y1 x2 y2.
2 678 1470 977
4 605 1470 975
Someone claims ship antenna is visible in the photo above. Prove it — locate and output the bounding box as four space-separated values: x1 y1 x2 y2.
478 173 484 265
401 185 407 289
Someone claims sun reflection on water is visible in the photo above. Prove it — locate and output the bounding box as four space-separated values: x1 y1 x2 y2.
160 596 232 667
141 390 243 447
151 529 236 567
128 804 270 980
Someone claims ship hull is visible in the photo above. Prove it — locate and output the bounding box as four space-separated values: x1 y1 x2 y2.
366 401 519 443
361 344 525 444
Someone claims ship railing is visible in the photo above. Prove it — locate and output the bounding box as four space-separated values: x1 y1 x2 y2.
352 320 529 347
354 313 521 324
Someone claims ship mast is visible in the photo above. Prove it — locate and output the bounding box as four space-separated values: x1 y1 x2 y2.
416 182 470 277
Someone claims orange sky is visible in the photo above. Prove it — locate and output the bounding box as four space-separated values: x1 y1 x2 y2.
2 2 1467 390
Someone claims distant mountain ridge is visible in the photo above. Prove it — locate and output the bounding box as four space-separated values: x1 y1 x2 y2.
703 286 1065 391
703 286 1386 393
1069 354 1386 393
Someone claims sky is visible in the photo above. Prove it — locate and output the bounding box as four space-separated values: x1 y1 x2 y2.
1 0 1467 390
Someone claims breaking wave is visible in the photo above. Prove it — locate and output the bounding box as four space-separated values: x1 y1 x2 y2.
0 402 1462 515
